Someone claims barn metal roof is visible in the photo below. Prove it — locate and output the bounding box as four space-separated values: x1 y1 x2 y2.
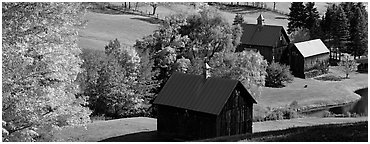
153 72 256 115
240 23 290 47
294 39 330 58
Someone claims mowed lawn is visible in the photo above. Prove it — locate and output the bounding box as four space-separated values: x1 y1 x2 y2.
56 116 367 142
258 66 368 109
78 12 159 50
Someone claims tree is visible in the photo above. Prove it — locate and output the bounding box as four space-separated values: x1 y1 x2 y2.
2 2 91 141
338 54 358 78
233 13 244 25
93 39 159 118
273 2 277 11
287 2 306 33
134 6 241 86
150 2 158 15
265 62 294 87
304 2 319 30
76 49 107 116
289 28 310 43
348 5 368 58
321 4 337 48
208 51 268 99
332 5 350 52
309 18 323 40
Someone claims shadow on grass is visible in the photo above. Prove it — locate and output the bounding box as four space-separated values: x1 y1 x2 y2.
130 17 164 24
199 121 368 142
99 130 177 142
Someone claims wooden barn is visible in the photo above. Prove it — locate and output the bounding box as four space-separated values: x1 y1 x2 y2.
284 39 330 78
153 72 256 140
236 14 290 63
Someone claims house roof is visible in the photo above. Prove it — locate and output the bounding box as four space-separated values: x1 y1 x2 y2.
240 23 289 47
153 72 256 115
294 39 330 58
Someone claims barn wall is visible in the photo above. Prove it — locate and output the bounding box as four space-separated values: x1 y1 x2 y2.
289 46 305 78
216 86 253 137
304 53 330 71
157 105 217 140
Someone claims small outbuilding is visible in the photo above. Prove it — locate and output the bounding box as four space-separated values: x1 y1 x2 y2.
356 57 368 73
285 39 330 78
153 72 256 140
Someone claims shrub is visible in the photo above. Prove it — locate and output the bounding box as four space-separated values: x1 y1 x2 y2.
345 111 352 117
314 75 343 81
289 100 300 110
338 55 358 78
323 110 333 117
253 105 269 122
265 62 294 87
265 110 284 120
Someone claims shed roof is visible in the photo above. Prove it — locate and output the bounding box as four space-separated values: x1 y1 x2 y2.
153 73 256 115
294 39 330 58
240 23 289 47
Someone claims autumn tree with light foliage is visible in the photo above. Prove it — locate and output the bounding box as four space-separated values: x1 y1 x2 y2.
87 39 159 118
209 51 268 99
338 54 358 79
135 6 240 86
2 2 91 142
135 6 268 99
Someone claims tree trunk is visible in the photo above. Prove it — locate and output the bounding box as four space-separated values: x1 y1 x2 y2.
273 2 276 11
128 2 131 9
152 6 157 15
124 2 127 8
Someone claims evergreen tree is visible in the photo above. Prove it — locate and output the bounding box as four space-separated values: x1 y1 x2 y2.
233 13 244 25
321 4 337 48
309 19 323 40
287 2 306 33
304 2 320 30
332 6 350 52
349 7 367 58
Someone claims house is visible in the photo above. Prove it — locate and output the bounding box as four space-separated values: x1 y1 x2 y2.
236 14 290 63
153 67 256 140
284 39 330 78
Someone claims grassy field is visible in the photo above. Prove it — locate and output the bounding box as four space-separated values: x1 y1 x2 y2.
77 2 291 50
78 12 159 50
257 66 368 110
242 121 368 142
56 116 367 142
263 2 332 15
78 2 337 51
54 117 157 142
78 2 337 50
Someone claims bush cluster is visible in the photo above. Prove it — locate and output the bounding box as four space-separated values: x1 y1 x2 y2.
253 101 301 122
265 108 299 120
322 110 361 118
265 62 294 87
314 75 343 81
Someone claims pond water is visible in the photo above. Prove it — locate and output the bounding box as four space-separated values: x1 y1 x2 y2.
304 88 368 117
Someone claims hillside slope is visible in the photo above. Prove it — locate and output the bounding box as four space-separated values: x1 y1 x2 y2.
78 12 159 50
